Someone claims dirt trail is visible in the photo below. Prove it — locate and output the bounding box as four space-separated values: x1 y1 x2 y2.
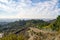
29 27 45 33
28 27 43 40
28 27 58 40
28 35 34 40
55 34 60 40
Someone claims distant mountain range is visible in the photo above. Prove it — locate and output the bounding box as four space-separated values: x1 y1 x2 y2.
0 18 55 23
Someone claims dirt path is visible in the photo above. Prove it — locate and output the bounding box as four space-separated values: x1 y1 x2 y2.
55 34 60 40
28 35 34 40
28 27 43 40
28 27 57 40
29 27 44 33
29 27 56 33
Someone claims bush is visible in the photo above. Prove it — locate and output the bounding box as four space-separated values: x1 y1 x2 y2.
0 34 28 40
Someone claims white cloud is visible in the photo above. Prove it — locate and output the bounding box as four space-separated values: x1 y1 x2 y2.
0 0 60 19
15 0 59 19
0 0 8 3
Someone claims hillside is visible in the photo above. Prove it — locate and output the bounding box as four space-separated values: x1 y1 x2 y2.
28 27 60 40
0 16 60 40
0 19 49 34
0 27 60 40
49 16 60 32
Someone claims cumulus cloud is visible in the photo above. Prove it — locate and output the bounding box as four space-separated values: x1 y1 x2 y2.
0 0 60 19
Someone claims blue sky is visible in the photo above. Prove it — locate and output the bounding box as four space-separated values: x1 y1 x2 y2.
0 0 60 19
